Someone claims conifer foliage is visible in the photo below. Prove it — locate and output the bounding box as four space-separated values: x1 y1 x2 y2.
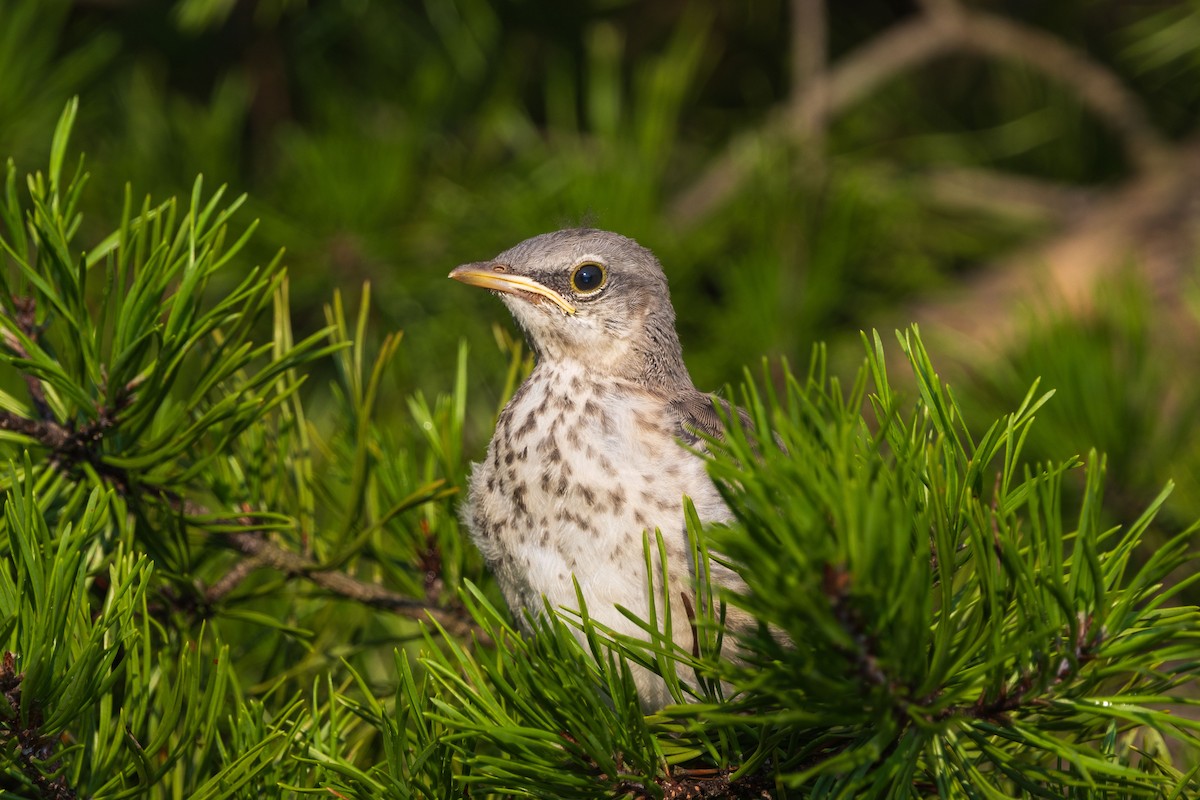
1 104 1199 798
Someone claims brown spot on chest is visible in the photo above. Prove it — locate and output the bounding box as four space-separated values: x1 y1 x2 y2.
514 412 539 440
634 410 665 437
471 510 494 539
582 397 612 434
511 484 529 517
536 435 562 464
555 507 597 534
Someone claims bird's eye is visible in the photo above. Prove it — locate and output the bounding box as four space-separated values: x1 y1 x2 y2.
571 262 607 295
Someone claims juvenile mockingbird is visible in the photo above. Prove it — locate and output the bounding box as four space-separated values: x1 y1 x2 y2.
450 228 750 709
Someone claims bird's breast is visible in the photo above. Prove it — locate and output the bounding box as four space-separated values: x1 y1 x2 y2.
465 362 726 619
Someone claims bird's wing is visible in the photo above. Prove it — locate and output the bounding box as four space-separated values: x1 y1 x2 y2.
669 390 756 446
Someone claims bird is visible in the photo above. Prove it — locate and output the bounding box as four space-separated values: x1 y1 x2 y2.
450 228 751 709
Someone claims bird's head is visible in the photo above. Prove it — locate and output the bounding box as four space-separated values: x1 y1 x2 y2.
450 228 691 389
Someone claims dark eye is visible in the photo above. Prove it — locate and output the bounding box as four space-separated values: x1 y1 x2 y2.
571 262 607 294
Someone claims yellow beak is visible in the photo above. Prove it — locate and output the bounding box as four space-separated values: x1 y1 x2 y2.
449 263 576 315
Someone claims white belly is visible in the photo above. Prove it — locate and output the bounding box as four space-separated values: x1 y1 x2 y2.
465 361 730 704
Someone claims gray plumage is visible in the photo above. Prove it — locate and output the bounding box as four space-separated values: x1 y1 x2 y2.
450 228 749 709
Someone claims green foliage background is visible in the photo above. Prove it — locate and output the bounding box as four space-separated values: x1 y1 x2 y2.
2 0 1200 797
5 0 1195 531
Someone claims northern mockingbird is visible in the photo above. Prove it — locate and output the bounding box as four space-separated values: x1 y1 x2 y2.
451 228 751 708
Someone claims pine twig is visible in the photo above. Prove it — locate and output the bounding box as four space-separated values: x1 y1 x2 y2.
202 555 264 604
0 652 76 800
821 563 900 702
0 385 486 643
214 524 485 642
4 297 52 420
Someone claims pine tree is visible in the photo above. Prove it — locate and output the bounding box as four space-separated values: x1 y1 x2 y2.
1 103 1198 799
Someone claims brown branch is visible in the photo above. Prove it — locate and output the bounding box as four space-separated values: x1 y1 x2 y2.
0 652 76 800
0 405 126 481
668 15 954 226
935 613 1099 725
903 135 1200 360
6 298 51 420
202 555 264 604
790 0 827 137
0 388 486 644
821 564 895 696
821 562 1100 730
928 10 1169 171
416 518 445 603
920 166 1097 223
669 7 1169 226
791 0 826 94
217 526 485 642
0 411 72 450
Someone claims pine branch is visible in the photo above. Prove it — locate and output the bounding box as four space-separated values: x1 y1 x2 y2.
0 652 76 800
821 563 897 701
0 407 123 476
0 381 484 643
4 297 52 420
202 553 264 603
214 522 484 642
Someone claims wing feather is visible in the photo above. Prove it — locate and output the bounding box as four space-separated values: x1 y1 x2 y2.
669 390 755 446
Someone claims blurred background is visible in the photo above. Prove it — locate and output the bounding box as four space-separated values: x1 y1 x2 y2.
3 0 1200 541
